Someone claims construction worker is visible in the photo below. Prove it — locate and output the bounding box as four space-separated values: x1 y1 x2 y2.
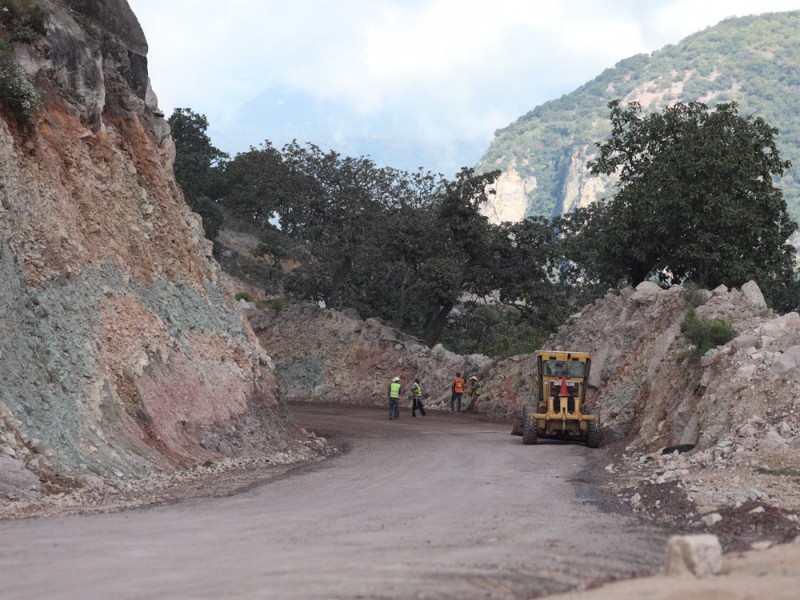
411 377 426 417
451 371 465 412
388 376 401 420
468 375 482 409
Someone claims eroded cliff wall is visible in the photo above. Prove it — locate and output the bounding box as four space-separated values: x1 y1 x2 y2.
0 0 298 497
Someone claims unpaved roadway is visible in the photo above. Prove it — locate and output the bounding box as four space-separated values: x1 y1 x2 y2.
0 405 667 599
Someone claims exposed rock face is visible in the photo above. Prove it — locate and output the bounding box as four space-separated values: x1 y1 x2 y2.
248 304 492 408
481 147 610 224
558 145 608 214
0 1 297 498
481 166 535 224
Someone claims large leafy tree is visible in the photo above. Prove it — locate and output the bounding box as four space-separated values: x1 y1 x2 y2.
168 108 229 239
415 168 503 346
221 142 569 349
584 100 797 292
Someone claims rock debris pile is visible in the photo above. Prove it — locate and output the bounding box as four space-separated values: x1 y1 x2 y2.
534 279 800 546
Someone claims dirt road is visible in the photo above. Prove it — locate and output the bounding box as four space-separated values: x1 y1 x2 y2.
0 405 667 599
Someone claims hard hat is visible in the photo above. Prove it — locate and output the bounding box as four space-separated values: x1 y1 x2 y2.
392 376 400 382
470 376 478 381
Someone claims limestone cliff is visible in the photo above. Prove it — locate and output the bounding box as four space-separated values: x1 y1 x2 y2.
481 151 607 225
0 0 299 498
480 166 535 224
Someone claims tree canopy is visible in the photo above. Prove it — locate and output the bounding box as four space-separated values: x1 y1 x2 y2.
168 108 228 240
575 100 797 297
218 140 580 348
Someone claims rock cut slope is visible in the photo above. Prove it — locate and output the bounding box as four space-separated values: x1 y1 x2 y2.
0 0 306 501
248 303 492 408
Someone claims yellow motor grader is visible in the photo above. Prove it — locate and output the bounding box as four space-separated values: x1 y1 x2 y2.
522 350 599 448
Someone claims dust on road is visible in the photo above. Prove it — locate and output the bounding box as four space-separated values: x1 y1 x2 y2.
0 405 667 599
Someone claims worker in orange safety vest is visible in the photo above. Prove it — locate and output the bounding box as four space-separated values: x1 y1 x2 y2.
450 372 465 412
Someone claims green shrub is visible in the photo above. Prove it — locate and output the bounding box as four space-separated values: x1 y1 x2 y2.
0 64 41 122
270 297 284 312
234 291 254 302
683 286 708 309
680 307 735 358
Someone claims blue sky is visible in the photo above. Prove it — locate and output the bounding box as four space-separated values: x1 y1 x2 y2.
128 0 800 174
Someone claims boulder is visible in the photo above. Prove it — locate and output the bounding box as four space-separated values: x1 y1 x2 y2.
701 513 723 527
664 535 722 577
740 281 767 309
772 352 798 377
0 456 41 499
736 364 757 380
730 335 761 352
762 430 787 451
632 281 662 305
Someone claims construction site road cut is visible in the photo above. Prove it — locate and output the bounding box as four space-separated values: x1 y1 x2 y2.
0 405 667 599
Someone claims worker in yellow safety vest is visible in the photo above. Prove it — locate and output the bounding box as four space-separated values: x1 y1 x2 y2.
388 376 401 420
467 375 482 409
411 377 426 417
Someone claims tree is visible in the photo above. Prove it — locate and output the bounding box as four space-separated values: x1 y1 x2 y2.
168 108 228 240
218 141 568 350
584 100 797 294
222 142 293 226
417 168 501 347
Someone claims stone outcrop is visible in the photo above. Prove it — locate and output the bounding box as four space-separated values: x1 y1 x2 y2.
468 280 800 450
0 1 301 499
481 166 535 224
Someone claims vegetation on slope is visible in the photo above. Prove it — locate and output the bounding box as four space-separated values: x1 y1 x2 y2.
477 11 800 222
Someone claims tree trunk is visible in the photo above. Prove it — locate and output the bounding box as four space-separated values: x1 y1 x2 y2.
327 254 352 308
423 301 454 348
629 260 650 287
397 267 421 328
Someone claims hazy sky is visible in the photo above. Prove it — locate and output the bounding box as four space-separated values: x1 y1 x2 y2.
128 0 800 165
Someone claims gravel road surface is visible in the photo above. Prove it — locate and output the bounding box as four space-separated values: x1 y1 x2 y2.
0 405 667 599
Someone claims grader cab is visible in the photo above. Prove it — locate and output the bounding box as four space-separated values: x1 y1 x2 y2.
522 350 600 448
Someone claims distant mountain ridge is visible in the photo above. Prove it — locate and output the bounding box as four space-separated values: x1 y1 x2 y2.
477 11 800 227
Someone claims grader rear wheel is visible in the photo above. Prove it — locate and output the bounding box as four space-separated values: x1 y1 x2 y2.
522 404 538 445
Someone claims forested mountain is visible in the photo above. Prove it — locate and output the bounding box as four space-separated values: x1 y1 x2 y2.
477 11 800 225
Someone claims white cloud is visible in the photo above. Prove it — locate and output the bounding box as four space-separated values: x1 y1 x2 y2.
128 0 800 160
